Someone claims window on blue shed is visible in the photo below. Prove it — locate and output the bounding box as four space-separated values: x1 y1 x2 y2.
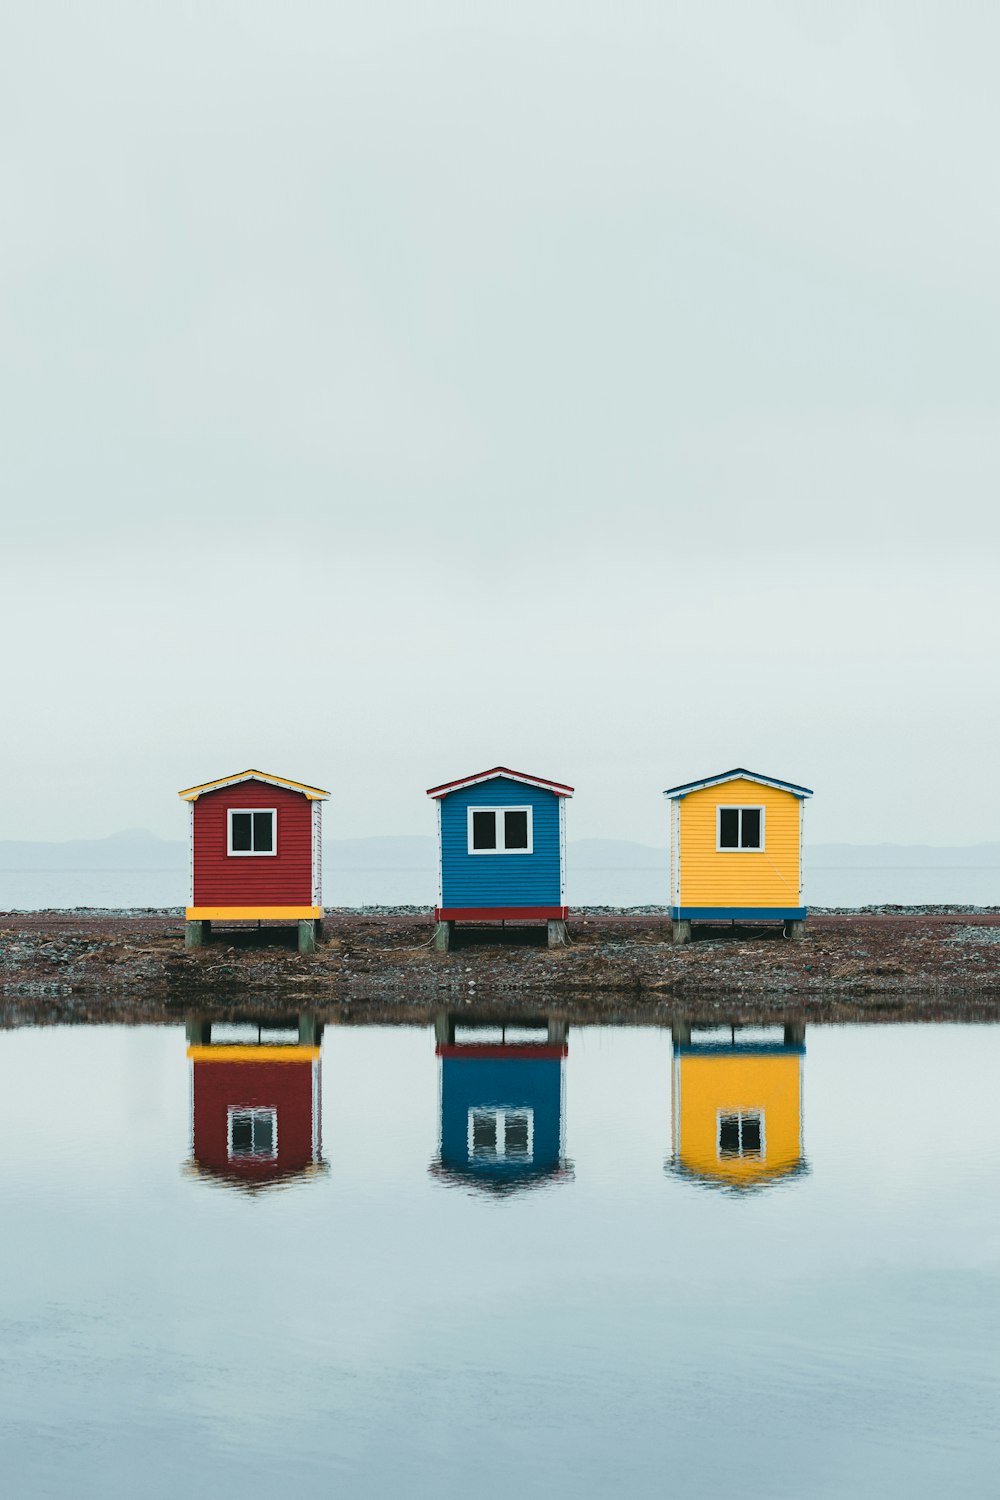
717 806 763 851
468 1108 534 1162
228 808 276 855
504 809 529 849
467 806 533 853
472 810 497 850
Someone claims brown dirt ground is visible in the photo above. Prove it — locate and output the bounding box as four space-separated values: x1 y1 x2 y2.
2 912 1000 1025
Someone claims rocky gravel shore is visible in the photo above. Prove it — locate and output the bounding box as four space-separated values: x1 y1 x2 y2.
2 910 1000 1023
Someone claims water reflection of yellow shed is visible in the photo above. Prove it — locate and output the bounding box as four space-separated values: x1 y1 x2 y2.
669 1022 807 1191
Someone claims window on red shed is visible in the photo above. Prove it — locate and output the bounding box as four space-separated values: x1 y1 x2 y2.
228 809 276 855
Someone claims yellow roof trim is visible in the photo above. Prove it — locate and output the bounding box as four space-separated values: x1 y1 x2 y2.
178 769 330 801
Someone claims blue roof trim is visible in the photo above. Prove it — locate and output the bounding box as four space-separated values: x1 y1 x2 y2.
663 767 813 799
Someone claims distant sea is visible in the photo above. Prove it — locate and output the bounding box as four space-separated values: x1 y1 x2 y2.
0 832 998 909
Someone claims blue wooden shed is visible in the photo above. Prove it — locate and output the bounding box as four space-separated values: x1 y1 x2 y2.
426 765 574 949
430 1015 571 1194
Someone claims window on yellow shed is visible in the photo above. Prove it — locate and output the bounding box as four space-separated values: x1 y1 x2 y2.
718 1111 763 1159
717 806 764 850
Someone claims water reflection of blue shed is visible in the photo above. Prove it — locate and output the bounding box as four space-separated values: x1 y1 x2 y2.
431 1015 571 1194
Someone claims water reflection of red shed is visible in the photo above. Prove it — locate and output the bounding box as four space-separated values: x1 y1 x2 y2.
186 1017 324 1191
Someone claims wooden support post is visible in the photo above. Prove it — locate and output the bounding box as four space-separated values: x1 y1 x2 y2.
185 1017 211 1044
784 1022 805 1048
434 1012 456 1046
672 1020 692 1047
298 1013 321 1045
672 920 692 946
547 1018 567 1046
547 919 569 948
432 921 453 953
185 920 210 949
783 920 806 942
298 919 318 954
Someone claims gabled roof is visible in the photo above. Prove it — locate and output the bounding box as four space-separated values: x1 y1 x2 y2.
662 767 813 799
178 769 330 801
426 766 574 799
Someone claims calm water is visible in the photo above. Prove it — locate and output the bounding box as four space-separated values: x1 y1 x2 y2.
1 1018 998 1498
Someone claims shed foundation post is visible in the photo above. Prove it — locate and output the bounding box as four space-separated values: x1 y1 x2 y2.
298 1013 321 1046
671 1020 692 1047
434 1012 456 1046
547 919 569 948
185 920 210 949
432 921 453 954
547 1018 567 1046
298 919 318 954
783 920 806 942
672 920 692 946
784 1022 806 1048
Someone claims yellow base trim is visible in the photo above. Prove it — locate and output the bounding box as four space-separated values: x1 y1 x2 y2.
187 1045 320 1063
185 906 323 921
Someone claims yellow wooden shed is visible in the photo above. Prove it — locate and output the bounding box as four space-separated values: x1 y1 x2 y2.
668 1022 807 1192
664 767 812 942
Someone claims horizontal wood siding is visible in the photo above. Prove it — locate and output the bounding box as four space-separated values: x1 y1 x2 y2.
439 778 562 909
677 779 802 910
192 1059 316 1177
193 780 313 908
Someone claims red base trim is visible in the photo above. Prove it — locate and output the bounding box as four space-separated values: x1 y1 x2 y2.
436 1044 568 1060
435 906 569 922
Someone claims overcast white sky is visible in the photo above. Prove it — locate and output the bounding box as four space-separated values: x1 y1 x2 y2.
2 2 998 846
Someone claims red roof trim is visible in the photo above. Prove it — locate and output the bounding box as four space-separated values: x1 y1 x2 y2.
426 766 574 798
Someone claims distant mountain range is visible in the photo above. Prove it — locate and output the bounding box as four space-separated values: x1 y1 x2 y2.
2 830 999 873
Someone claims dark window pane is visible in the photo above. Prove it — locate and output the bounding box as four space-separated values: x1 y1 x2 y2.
719 1115 740 1155
472 1113 497 1153
741 808 762 849
253 811 273 852
504 810 529 849
505 1113 530 1157
231 813 252 852
719 809 739 848
742 1115 762 1154
231 1114 253 1154
472 810 497 850
254 1114 275 1155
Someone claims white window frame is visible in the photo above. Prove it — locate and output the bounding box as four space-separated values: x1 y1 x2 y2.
467 1107 535 1163
227 807 278 857
227 1106 278 1160
466 805 534 855
716 804 766 852
716 1108 765 1160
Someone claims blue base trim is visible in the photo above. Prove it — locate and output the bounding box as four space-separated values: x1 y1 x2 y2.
678 1043 806 1057
671 907 808 921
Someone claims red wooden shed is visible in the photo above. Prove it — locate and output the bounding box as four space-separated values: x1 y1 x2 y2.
185 1017 324 1190
178 768 329 951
